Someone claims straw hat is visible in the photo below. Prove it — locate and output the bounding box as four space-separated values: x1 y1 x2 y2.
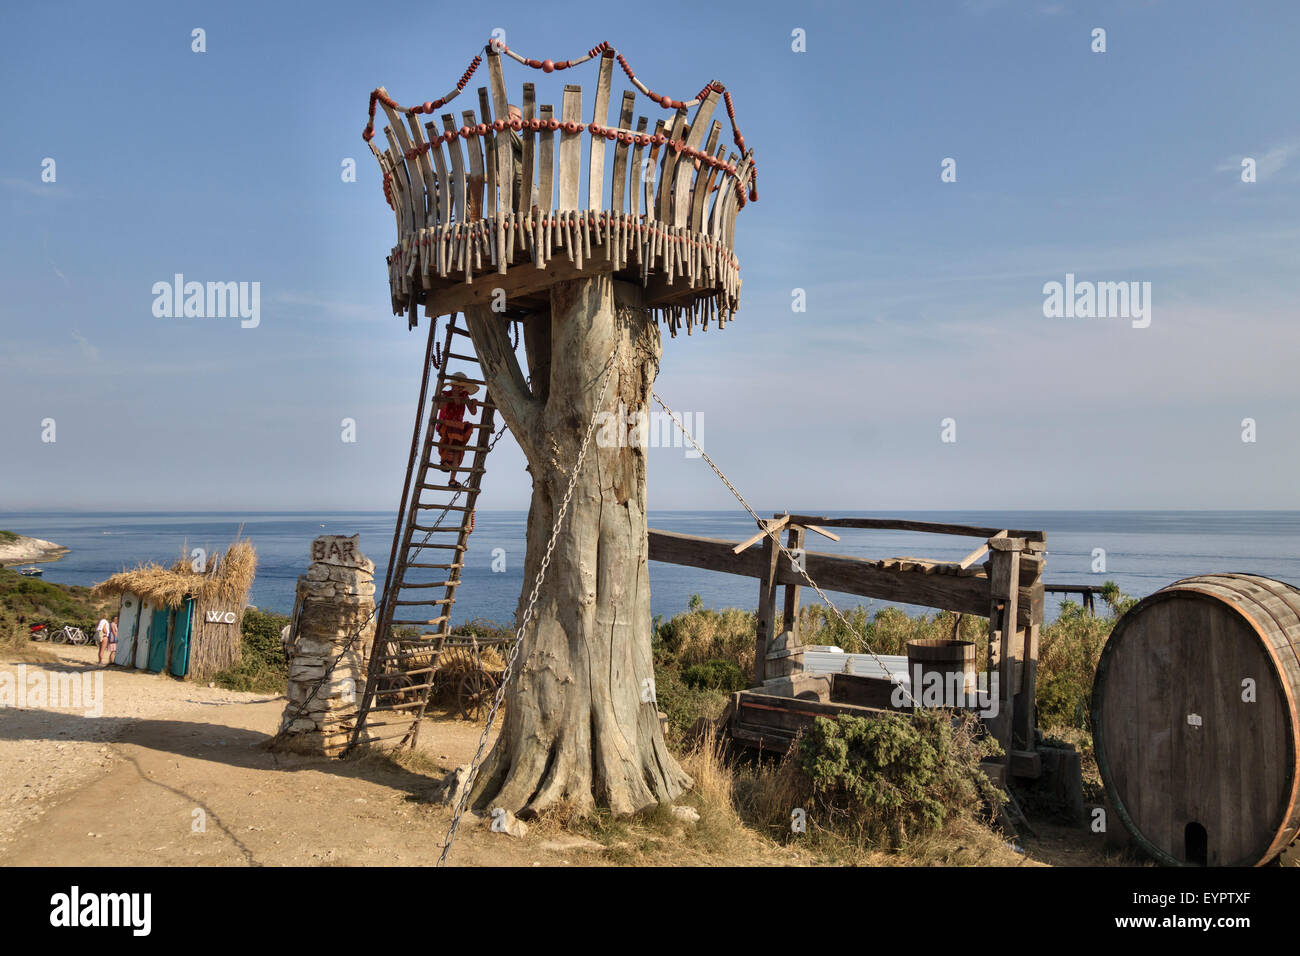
445 371 480 395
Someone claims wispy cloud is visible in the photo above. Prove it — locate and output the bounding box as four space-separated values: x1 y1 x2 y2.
1 175 68 199
274 292 386 322
70 330 100 363
1216 141 1300 181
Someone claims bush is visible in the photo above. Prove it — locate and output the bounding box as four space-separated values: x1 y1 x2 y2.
795 711 1003 849
682 658 748 692
1036 597 1120 730
656 605 756 674
211 608 290 693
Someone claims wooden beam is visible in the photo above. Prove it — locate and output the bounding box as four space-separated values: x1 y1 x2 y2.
732 514 790 554
785 515 1046 542
646 529 1040 626
800 524 840 542
958 530 1005 570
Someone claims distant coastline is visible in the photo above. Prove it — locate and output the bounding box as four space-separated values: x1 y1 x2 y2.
0 531 68 567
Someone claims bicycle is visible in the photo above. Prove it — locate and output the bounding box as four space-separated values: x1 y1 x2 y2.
50 625 89 645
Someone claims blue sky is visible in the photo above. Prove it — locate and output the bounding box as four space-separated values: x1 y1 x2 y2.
2 0 1299 512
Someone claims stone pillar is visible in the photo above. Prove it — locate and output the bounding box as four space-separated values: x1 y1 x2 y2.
274 535 376 756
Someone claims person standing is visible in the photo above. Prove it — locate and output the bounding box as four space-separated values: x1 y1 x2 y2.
108 616 119 665
95 615 111 666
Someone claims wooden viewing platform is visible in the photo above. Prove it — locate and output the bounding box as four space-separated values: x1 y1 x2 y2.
367 41 757 335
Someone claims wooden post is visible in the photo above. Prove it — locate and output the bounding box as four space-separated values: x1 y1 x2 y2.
782 525 806 645
987 543 1021 758
753 529 780 687
1012 544 1045 751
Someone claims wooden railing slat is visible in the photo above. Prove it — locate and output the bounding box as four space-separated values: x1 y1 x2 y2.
610 91 635 215
587 51 614 212
557 85 583 212
688 121 722 236
521 82 536 213
673 88 718 229
440 113 466 226
461 109 485 221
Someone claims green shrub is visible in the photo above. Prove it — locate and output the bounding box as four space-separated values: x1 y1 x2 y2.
796 711 1003 849
682 658 748 692
211 608 290 693
1036 595 1123 730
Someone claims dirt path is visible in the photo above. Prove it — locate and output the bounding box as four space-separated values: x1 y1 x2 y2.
2 647 1096 867
1 647 810 867
0 646 573 865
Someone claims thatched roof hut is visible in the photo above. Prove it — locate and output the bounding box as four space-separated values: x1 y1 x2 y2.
93 540 257 680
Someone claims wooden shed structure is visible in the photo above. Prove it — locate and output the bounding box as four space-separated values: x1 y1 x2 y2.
92 540 257 681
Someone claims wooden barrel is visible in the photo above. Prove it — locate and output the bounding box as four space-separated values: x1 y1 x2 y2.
906 638 976 707
1092 573 1300 866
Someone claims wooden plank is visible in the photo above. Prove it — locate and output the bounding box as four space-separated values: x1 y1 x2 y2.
732 514 790 554
461 109 485 221
801 523 839 542
989 548 1021 755
520 83 536 212
422 121 451 226
440 114 465 225
647 529 1039 626
782 526 806 645
381 100 425 232
754 536 780 686
487 48 514 221
477 87 497 219
655 108 688 224
643 119 666 223
673 88 719 228
722 154 752 249
537 104 556 213
688 121 722 235
629 116 649 219
405 114 440 230
958 532 1005 570
557 85 583 211
785 514 1047 541
587 51 614 212
708 150 738 239
610 92 636 214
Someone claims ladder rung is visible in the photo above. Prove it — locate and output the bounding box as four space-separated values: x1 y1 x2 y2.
434 375 487 387
420 483 484 494
390 616 450 626
444 351 480 362
450 326 473 337
372 700 434 712
432 441 491 453
393 599 454 606
414 502 475 512
410 523 471 534
420 472 484 485
405 562 463 569
397 580 455 589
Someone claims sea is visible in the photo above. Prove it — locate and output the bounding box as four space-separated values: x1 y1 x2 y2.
3 511 1299 627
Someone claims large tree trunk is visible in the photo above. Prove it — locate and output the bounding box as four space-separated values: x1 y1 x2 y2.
461 274 691 817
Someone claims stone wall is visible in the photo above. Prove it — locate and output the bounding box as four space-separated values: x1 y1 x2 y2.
274 535 376 756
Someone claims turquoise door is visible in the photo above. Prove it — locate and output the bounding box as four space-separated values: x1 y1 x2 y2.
169 598 195 677
147 607 170 672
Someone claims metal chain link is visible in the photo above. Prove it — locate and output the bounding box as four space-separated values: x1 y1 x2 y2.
651 391 919 707
437 336 623 866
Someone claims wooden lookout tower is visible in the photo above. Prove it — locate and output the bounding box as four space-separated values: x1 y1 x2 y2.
350 37 758 817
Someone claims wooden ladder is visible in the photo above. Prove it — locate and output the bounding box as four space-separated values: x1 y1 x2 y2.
352 313 499 748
